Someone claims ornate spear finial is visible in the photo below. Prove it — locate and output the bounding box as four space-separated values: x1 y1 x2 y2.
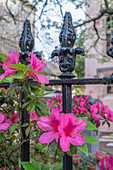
19 19 34 65
51 12 85 78
59 12 76 48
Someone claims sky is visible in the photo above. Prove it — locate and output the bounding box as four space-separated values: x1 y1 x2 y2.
29 0 85 60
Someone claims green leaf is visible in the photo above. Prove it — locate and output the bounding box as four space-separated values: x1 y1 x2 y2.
82 134 99 143
22 101 31 108
21 123 29 127
9 79 20 95
29 102 35 113
78 143 88 157
35 100 49 117
53 163 63 170
27 80 41 89
42 164 54 170
23 82 31 95
77 117 88 121
9 124 18 134
107 121 110 127
20 162 37 170
27 70 51 76
41 82 45 93
67 145 77 156
85 121 98 131
10 71 23 79
0 53 8 61
102 121 105 126
7 64 26 72
25 126 30 137
3 77 13 83
32 161 41 170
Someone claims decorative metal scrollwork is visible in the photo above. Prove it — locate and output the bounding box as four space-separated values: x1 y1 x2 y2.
51 12 85 78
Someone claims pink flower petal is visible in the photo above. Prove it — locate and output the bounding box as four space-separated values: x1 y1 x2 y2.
0 114 5 124
70 134 86 146
39 131 56 143
37 116 52 131
60 135 70 152
0 123 10 130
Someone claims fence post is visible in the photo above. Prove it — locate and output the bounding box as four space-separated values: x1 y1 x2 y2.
19 20 34 170
51 12 84 170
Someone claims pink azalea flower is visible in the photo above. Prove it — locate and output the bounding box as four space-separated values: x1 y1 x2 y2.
86 100 89 105
58 95 62 104
46 99 54 106
84 96 88 101
73 95 78 103
0 114 10 131
2 113 12 126
56 105 62 112
37 108 61 143
90 105 98 115
10 111 19 124
73 106 78 114
107 110 113 121
90 112 102 120
101 104 108 115
95 102 100 112
95 120 101 127
30 111 38 121
78 106 88 114
73 154 81 163
79 96 83 102
80 101 86 108
98 156 108 170
0 52 20 79
95 150 104 161
58 113 87 152
28 53 49 84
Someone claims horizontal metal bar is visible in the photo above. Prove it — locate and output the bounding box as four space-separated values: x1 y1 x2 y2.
46 77 113 86
0 77 112 88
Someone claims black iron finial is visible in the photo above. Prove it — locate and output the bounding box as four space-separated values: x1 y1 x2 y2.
107 38 113 58
19 20 34 65
51 12 85 78
19 19 34 53
59 12 76 48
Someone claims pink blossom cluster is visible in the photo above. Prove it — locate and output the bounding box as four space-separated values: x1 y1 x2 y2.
73 95 89 115
46 94 62 112
0 112 19 131
37 108 87 152
0 52 49 84
95 151 113 170
72 95 113 127
73 154 81 163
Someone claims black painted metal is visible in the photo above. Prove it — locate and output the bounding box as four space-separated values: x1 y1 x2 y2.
21 91 30 166
46 75 113 86
19 19 34 170
51 12 84 78
62 84 73 170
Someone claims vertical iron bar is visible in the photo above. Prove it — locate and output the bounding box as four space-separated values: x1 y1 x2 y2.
19 20 34 169
62 84 73 170
21 91 30 170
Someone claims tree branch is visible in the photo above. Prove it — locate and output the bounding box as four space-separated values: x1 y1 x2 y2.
5 0 16 25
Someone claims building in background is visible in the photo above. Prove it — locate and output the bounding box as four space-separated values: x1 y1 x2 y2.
0 0 35 54
85 0 113 131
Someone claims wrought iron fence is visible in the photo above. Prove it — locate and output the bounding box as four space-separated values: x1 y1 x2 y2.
0 11 113 170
